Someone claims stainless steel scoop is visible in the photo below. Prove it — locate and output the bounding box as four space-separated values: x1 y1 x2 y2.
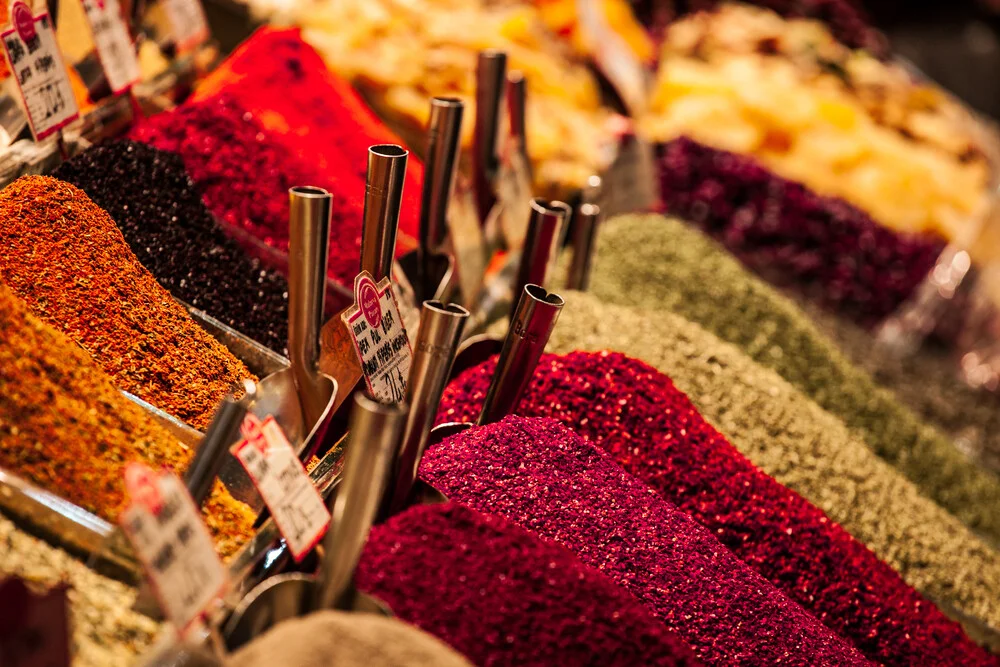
222 393 408 649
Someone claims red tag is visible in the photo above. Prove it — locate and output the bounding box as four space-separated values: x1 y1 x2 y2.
10 2 35 42
0 578 71 667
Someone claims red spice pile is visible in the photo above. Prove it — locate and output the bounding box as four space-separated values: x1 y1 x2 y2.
420 416 872 666
193 27 423 248
357 502 701 666
437 351 995 666
656 137 945 324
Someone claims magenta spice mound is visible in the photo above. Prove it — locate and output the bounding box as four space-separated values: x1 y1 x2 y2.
437 352 997 667
419 416 873 666
357 502 702 667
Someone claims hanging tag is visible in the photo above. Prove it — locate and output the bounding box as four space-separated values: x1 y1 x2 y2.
162 0 209 54
231 414 330 562
342 271 413 404
119 464 227 634
81 0 140 94
0 578 70 667
1 1 79 141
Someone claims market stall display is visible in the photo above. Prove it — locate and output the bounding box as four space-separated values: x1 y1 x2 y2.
535 292 1000 645
358 502 701 667
0 175 254 430
438 350 996 665
578 213 1000 540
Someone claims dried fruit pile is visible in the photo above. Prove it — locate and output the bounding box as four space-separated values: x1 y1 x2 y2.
438 351 995 666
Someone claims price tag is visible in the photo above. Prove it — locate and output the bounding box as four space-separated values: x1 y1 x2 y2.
0 578 70 667
119 464 227 633
231 414 330 562
342 271 413 404
81 0 140 94
162 0 209 53
1 1 79 141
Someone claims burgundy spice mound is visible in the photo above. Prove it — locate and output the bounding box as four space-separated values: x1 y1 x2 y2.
657 137 945 324
438 353 996 667
55 141 289 354
357 502 701 667
129 94 363 286
421 416 873 666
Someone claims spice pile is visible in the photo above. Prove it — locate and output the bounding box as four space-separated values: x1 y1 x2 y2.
0 283 255 557
438 351 994 665
0 176 255 430
0 513 162 667
535 292 1000 639
581 213 1000 541
420 416 871 665
358 502 700 666
191 27 424 244
228 610 472 667
54 141 291 354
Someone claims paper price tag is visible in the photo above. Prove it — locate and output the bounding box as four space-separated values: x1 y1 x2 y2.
162 0 209 53
1 2 79 141
119 464 227 632
342 271 413 404
231 414 329 562
81 0 140 94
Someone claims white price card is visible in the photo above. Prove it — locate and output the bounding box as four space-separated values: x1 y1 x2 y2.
342 271 413 404
1 1 79 141
231 414 330 562
81 0 140 94
162 0 209 53
119 464 227 633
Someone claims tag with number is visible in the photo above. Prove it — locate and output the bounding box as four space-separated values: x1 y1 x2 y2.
0 578 70 667
1 1 79 141
162 0 209 53
231 414 329 562
81 0 139 94
119 464 227 632
342 271 413 404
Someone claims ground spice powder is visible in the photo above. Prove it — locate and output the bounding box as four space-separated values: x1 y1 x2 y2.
357 502 702 667
439 351 996 666
0 284 254 557
534 292 1000 642
420 416 873 666
582 213 1000 542
0 176 255 430
55 141 290 354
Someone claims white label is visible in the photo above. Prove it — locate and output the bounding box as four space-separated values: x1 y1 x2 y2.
231 414 329 562
119 464 227 632
162 0 209 53
82 0 140 94
1 3 79 141
342 271 413 404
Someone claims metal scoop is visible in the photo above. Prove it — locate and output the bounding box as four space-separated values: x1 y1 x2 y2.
473 50 507 228
216 187 340 510
398 97 464 305
319 145 410 418
566 202 603 291
221 393 407 649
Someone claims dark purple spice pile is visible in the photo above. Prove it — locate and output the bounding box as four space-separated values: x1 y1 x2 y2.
657 137 946 325
420 416 873 666
437 352 997 667
357 502 702 667
55 141 289 354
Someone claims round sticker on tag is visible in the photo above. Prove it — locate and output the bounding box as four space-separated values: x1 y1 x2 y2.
10 1 35 43
240 413 267 452
124 463 164 515
358 277 382 330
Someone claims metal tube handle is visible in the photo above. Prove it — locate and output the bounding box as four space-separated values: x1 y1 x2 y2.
288 186 333 428
385 301 469 516
478 285 564 426
361 145 409 282
314 394 407 611
183 388 251 506
472 50 507 225
512 199 570 315
421 97 464 255
566 203 601 292
506 72 531 182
